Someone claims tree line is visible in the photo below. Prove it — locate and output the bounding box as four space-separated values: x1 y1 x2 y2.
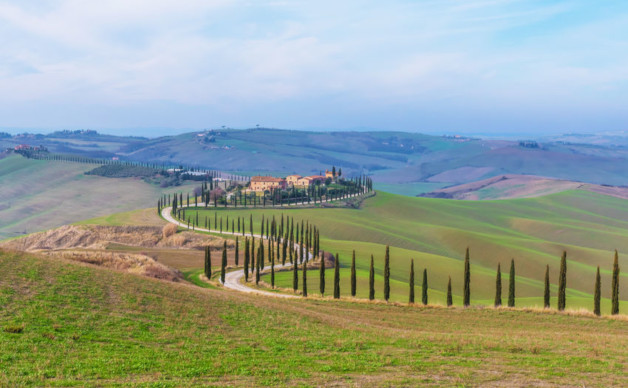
203 236 621 316
159 175 373 214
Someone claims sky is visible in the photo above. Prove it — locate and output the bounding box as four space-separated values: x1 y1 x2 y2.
0 0 627 137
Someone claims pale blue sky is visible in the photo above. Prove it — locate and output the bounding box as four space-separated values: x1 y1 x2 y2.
0 0 627 136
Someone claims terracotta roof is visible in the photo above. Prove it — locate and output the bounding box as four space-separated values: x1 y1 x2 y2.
251 176 285 183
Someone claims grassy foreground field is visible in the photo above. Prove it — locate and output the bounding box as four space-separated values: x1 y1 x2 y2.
185 190 628 310
1 252 626 387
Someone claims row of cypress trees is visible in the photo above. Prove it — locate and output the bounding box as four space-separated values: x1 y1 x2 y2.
205 227 620 315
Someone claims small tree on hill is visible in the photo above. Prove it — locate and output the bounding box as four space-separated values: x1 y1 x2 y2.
508 259 515 308
544 265 550 308
244 238 250 281
447 276 453 307
384 246 390 302
463 248 471 307
558 251 567 311
594 266 601 316
422 268 428 306
302 260 308 297
204 246 212 280
220 242 227 284
612 250 620 315
271 245 275 288
369 255 375 301
494 263 502 307
319 251 326 296
293 255 299 292
333 253 340 299
409 259 415 304
235 237 239 266
351 250 356 297
255 246 261 285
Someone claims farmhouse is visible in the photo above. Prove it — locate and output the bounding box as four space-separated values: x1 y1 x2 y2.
285 175 302 186
296 175 326 187
325 170 335 179
250 176 287 192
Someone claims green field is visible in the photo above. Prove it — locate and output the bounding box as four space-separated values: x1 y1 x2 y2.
185 190 628 310
1 252 626 386
0 155 194 241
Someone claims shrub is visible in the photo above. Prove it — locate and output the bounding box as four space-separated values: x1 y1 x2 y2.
162 223 178 239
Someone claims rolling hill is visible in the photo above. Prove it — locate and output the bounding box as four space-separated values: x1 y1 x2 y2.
185 190 628 309
419 174 628 200
0 155 194 241
0 251 626 386
3 128 628 196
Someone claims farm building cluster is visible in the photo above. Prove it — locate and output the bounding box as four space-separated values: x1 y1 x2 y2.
249 170 336 192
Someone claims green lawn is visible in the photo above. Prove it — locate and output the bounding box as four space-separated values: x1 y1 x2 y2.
184 190 628 310
1 252 626 386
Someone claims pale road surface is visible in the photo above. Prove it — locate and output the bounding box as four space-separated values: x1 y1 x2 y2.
160 192 364 298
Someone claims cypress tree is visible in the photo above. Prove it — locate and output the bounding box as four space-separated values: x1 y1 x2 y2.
204 246 212 279
544 265 550 308
293 254 299 292
495 263 502 307
319 251 326 296
422 268 428 305
220 242 227 284
255 246 261 285
463 248 471 307
594 266 601 316
302 260 308 297
333 253 340 299
384 245 390 301
235 237 239 266
447 276 453 306
611 250 620 315
271 245 275 288
369 255 375 300
350 250 356 297
244 238 249 281
409 259 415 304
508 259 515 308
558 251 567 311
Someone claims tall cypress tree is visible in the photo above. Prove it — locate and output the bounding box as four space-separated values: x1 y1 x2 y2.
611 250 620 315
422 268 428 305
351 250 357 297
204 246 212 279
384 245 390 302
244 238 249 281
319 251 326 296
508 259 515 308
333 253 340 299
220 242 227 284
495 263 502 307
409 259 415 304
369 255 375 300
544 265 550 308
293 254 299 292
447 276 453 307
235 237 239 266
558 251 567 311
270 244 275 288
255 246 261 285
302 260 308 297
463 248 471 307
594 266 601 316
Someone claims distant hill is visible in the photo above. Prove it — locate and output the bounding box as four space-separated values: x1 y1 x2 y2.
419 174 628 200
0 155 193 240
3 128 628 194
